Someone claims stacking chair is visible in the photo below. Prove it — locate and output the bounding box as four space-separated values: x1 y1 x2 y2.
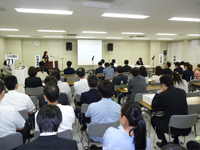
0 132 23 149
25 87 43 98
18 110 29 120
30 96 37 106
148 89 159 93
67 76 79 82
96 73 104 75
152 83 161 86
105 77 113 81
186 92 199 97
79 104 89 136
187 104 200 115
123 72 130 75
74 94 81 126
134 92 151 102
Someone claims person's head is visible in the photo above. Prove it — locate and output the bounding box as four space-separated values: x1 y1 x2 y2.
97 80 114 98
101 59 105 64
51 71 60 81
110 63 114 67
4 75 18 90
44 75 57 85
155 66 163 75
0 81 5 100
37 105 62 133
171 71 182 84
161 144 186 150
53 68 60 74
180 61 185 66
87 75 99 88
77 67 86 78
39 61 45 67
44 51 48 56
3 60 7 66
165 62 171 68
105 62 110 68
124 60 129 65
38 66 44 73
130 67 139 77
160 75 173 90
43 84 59 103
197 64 200 69
28 66 37 77
67 61 72 68
139 66 147 77
184 62 191 70
112 59 116 64
98 61 102 67
116 66 123 74
120 102 146 150
139 58 142 62
174 62 180 68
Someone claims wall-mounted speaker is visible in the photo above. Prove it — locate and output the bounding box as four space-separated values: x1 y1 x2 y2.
107 43 113 51
163 50 167 56
66 42 72 51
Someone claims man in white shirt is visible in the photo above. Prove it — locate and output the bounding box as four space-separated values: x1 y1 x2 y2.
0 81 25 138
35 83 75 133
74 67 89 97
2 75 35 114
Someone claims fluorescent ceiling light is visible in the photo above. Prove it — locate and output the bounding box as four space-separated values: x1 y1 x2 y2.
156 33 177 36
43 36 64 38
7 35 30 37
15 8 73 15
186 34 200 36
37 30 66 32
168 17 200 22
102 13 149 19
106 37 124 39
133 38 149 40
0 28 19 31
76 36 95 38
158 38 174 40
82 31 107 34
121 32 144 35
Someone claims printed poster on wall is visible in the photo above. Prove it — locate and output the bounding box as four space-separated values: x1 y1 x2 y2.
159 54 164 64
5 54 19 65
35 55 40 67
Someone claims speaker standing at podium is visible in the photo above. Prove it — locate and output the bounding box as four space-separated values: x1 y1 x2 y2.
42 51 49 63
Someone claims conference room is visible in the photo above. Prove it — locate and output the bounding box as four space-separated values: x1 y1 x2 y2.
0 0 200 150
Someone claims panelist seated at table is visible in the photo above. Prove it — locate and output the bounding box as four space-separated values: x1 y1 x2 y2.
36 61 50 75
25 66 42 88
2 60 12 76
136 58 144 66
151 66 163 86
95 61 104 75
64 61 75 75
103 62 115 78
151 75 191 148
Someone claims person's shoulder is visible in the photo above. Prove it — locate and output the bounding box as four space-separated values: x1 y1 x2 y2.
58 104 74 111
0 105 16 112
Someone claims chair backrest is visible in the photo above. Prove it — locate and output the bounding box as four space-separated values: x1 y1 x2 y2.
25 87 43 96
152 83 161 86
0 132 23 149
87 121 119 137
188 105 200 114
134 92 151 102
30 96 37 106
75 94 81 103
148 89 159 93
97 73 104 75
169 114 198 129
81 104 89 113
105 77 113 80
186 92 199 97
18 110 29 120
123 72 130 75
60 76 65 82
67 76 79 82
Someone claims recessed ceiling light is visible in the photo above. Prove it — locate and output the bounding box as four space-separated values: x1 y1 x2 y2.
121 32 144 35
15 8 73 15
168 17 200 22
158 38 174 40
133 38 149 40
186 34 200 36
7 35 30 37
106 37 124 39
102 13 149 19
43 36 64 38
76 36 95 38
37 30 66 32
0 28 19 31
82 31 107 34
156 33 177 36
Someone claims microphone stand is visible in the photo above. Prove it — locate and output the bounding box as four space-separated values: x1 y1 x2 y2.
151 55 155 73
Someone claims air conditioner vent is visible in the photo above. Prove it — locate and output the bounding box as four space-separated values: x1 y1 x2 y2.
89 0 115 2
67 34 77 36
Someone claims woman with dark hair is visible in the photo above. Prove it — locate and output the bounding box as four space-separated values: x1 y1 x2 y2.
139 66 149 84
42 51 49 62
161 144 186 150
136 58 144 65
172 71 188 93
194 64 200 80
151 66 163 85
182 62 194 82
2 60 11 76
103 102 150 150
36 66 49 81
25 66 42 88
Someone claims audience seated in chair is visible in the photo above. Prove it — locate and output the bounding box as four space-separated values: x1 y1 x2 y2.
174 62 183 75
187 141 200 150
35 83 75 133
182 62 194 82
163 62 172 75
36 66 49 81
36 61 50 75
193 64 200 80
64 61 75 75
17 105 78 150
139 66 149 84
112 59 118 67
123 59 131 72
103 102 150 150
103 62 115 78
2 60 12 76
85 80 121 143
25 66 42 88
95 61 104 75
151 75 191 148
110 63 116 72
172 71 188 93
151 66 163 86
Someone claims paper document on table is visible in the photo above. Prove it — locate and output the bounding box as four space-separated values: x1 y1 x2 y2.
124 88 127 91
143 94 155 105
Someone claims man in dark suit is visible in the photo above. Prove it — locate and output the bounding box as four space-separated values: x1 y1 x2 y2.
174 62 183 74
17 105 78 150
95 61 104 75
36 61 50 75
110 63 116 72
38 76 69 108
123 59 131 72
151 75 191 148
64 61 75 75
163 62 172 75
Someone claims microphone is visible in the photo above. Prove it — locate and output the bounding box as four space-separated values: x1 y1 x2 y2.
92 56 95 61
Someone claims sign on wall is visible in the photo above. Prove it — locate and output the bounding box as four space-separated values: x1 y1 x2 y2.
159 54 164 64
5 54 19 65
35 55 40 67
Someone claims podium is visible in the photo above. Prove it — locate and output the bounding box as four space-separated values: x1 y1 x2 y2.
44 61 58 70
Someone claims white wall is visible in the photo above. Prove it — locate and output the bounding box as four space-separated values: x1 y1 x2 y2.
0 37 6 69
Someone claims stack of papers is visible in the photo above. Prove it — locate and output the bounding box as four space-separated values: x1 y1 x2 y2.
143 94 155 105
